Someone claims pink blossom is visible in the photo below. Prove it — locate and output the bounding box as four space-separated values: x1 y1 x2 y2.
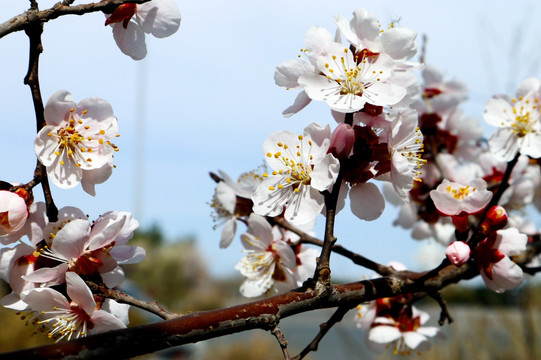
473 228 527 293
445 241 470 266
105 0 181 60
0 188 31 237
21 272 125 341
328 123 355 159
429 178 492 216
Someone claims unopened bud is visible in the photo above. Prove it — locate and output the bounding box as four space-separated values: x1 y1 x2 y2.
0 189 30 236
445 241 471 266
481 205 508 234
328 123 355 159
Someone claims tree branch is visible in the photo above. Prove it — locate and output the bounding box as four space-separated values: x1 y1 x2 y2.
8 242 539 360
271 216 394 276
0 0 149 39
271 324 291 360
292 305 351 360
23 12 58 222
86 281 178 320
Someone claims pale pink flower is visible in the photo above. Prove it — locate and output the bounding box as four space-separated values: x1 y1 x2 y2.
274 26 336 117
21 272 125 341
298 43 406 113
334 8 418 62
366 306 440 355
484 78 541 161
34 90 119 194
22 211 143 288
473 227 527 293
387 109 426 201
355 294 441 355
429 178 492 216
445 241 470 266
234 214 299 297
251 123 340 225
105 0 181 60
209 168 265 248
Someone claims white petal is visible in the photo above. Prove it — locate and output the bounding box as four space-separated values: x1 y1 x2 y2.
219 218 236 248
367 325 401 344
349 182 385 221
274 59 315 89
44 90 75 126
66 272 96 314
282 91 312 118
112 22 147 60
136 0 181 38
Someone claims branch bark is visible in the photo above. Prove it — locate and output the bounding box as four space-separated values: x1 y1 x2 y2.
5 246 531 360
0 0 149 39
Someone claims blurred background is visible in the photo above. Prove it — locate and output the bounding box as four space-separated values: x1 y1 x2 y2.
1 0 541 358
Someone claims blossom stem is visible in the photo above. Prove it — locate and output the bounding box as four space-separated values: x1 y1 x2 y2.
23 17 58 222
469 152 520 247
314 171 344 285
86 281 178 320
272 213 394 276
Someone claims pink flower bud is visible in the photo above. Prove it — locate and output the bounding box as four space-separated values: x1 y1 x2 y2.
0 189 30 236
328 123 355 159
445 241 471 266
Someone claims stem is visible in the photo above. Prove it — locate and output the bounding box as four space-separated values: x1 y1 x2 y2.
23 14 58 222
292 306 351 360
314 174 342 285
271 325 291 360
86 281 178 320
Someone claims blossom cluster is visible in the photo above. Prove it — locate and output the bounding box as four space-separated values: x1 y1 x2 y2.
0 0 182 341
0 202 144 340
208 6 541 356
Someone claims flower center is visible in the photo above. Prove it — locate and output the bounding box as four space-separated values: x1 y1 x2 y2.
266 135 315 193
446 185 475 200
508 97 540 137
324 48 382 97
47 108 118 168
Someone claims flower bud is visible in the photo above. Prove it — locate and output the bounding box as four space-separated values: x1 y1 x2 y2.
481 205 508 234
445 241 471 266
328 123 355 159
0 189 30 236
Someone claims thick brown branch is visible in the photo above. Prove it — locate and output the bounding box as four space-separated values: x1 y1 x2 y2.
87 281 178 320
4 248 516 360
0 0 149 39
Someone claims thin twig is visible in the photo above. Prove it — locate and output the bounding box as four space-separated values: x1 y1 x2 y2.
429 290 453 325
271 216 395 276
292 306 351 360
271 324 291 360
86 281 178 320
0 0 149 39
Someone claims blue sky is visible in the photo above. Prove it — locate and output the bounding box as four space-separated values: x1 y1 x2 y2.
1 1 540 279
